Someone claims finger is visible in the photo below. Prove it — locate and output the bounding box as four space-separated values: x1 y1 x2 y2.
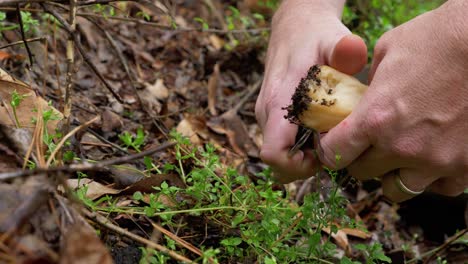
324 34 368 75
260 109 320 183
381 168 438 203
427 176 467 197
318 109 371 169
347 147 402 181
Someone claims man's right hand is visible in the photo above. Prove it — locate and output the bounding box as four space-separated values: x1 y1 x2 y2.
255 0 368 183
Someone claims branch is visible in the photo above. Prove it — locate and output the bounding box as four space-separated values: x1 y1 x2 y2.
84 209 194 263
16 3 34 67
0 141 176 180
0 36 45 49
41 3 124 103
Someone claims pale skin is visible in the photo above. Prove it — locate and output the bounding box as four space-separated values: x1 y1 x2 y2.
255 0 468 202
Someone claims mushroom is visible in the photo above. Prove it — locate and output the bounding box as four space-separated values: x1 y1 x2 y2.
283 65 368 132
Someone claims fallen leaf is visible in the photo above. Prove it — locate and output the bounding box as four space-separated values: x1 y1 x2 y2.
109 163 146 188
60 221 113 264
66 179 120 200
209 35 225 51
146 79 169 100
207 111 258 157
101 108 123 134
0 68 62 135
322 226 350 253
207 64 220 116
177 117 202 145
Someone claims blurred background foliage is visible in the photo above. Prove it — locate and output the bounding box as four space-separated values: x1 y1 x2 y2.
341 0 446 60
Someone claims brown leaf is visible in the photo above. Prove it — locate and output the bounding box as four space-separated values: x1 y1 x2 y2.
60 222 113 264
146 79 169 101
209 35 225 51
207 111 258 157
207 64 220 116
0 68 62 135
101 108 123 133
177 117 202 145
66 179 120 200
322 227 350 253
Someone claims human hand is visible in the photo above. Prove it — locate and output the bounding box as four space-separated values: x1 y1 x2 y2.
255 0 367 183
319 0 468 202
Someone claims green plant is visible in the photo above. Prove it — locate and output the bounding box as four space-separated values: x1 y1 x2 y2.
354 243 392 264
10 90 26 128
119 127 146 152
342 0 445 60
80 130 378 263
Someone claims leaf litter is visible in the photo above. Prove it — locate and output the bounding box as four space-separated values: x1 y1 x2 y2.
0 1 466 263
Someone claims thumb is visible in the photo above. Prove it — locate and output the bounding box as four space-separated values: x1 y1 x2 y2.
317 34 369 169
324 34 368 75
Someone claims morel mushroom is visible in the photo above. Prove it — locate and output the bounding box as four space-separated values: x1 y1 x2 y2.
283 65 368 132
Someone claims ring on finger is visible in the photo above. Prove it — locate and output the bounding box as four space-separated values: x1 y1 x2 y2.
394 169 424 196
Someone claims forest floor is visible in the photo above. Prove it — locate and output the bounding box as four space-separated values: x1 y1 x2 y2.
0 0 466 263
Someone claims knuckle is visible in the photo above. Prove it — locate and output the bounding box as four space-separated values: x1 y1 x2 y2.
365 108 389 134
388 137 424 160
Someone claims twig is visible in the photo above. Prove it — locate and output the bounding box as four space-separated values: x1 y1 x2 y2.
232 78 262 114
0 0 136 7
0 141 176 180
60 0 78 137
147 218 208 260
84 127 129 154
41 3 124 103
46 115 99 166
406 228 468 264
84 210 193 263
0 7 270 34
16 3 34 67
0 37 45 49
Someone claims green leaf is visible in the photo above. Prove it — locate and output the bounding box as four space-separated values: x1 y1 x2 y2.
375 252 392 263
264 256 277 264
221 237 242 246
133 191 144 201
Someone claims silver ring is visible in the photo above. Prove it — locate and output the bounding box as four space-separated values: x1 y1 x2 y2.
395 170 424 196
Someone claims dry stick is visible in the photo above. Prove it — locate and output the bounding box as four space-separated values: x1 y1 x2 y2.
61 0 77 137
75 13 270 34
231 78 262 114
84 210 194 263
41 3 124 103
0 37 45 49
46 115 99 166
16 3 34 67
84 127 129 154
0 141 176 180
416 228 468 264
146 218 207 259
0 0 137 7
0 7 270 34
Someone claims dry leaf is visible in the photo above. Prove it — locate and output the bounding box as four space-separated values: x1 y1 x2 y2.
322 227 350 253
0 68 62 135
209 35 225 51
146 79 169 100
60 222 113 264
207 111 258 157
177 117 202 145
66 179 120 200
208 64 220 116
101 108 123 133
